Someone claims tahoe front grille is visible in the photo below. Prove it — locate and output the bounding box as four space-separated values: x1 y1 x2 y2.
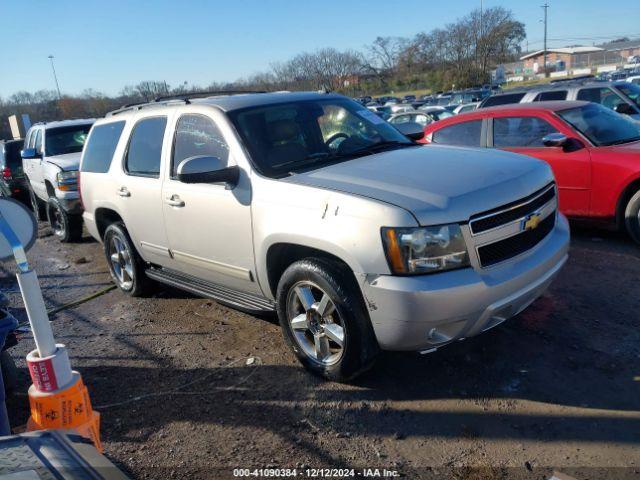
477 212 555 267
470 184 556 235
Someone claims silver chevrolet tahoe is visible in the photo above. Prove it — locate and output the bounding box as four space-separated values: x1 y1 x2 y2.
79 91 569 380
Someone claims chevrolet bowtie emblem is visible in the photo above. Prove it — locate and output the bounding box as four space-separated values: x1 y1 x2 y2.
523 213 542 231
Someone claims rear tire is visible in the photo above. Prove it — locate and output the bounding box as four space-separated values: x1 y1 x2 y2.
276 257 379 381
27 182 46 221
624 190 640 244
46 197 82 242
103 222 152 297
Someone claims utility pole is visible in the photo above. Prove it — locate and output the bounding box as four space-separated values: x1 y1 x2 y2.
48 55 62 99
477 0 483 83
541 3 549 77
480 0 483 38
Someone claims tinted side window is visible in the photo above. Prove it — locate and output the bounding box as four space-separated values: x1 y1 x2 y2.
4 141 24 168
577 87 625 110
432 121 483 147
172 115 229 176
25 131 34 149
34 130 42 154
493 117 558 148
481 93 525 108
81 121 126 173
125 117 167 177
533 90 567 101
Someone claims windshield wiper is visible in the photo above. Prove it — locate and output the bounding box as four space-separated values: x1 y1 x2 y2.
338 140 417 158
283 141 417 175
601 136 640 146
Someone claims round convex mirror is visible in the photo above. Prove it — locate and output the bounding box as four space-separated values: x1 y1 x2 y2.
0 198 38 262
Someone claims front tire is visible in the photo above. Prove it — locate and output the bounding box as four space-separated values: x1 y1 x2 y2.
276 258 379 381
46 197 82 242
27 182 46 221
103 222 152 297
625 190 640 244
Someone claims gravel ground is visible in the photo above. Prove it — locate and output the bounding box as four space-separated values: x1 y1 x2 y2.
2 222 639 479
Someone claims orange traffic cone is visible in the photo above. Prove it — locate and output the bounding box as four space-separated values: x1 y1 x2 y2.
25 344 101 451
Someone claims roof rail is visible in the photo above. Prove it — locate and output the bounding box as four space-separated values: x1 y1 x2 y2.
106 90 268 117
106 99 189 117
153 89 267 103
550 74 595 84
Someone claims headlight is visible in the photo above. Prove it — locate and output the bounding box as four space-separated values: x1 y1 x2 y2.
382 224 470 274
56 170 78 191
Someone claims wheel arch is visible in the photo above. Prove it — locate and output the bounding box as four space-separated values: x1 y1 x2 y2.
615 175 640 230
265 242 361 299
44 180 55 198
94 207 125 240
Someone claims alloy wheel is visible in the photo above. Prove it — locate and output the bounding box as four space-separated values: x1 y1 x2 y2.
108 234 134 290
48 203 65 237
286 281 345 365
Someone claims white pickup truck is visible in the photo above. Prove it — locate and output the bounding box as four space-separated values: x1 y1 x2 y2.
21 119 94 241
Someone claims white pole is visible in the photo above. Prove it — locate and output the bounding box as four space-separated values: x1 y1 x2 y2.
16 270 56 358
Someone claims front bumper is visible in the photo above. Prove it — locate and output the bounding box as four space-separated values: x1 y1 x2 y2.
361 214 570 351
55 191 83 215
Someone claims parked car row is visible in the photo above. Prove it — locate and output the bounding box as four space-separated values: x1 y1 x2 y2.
5 91 572 381
421 100 640 244
478 79 640 120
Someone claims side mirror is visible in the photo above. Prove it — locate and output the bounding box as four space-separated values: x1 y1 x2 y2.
176 155 239 187
395 122 424 141
614 103 636 115
21 148 40 160
542 133 568 148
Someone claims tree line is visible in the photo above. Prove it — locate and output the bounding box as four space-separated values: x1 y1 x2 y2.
0 6 524 140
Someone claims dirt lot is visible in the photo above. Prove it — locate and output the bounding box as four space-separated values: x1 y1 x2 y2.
2 222 640 479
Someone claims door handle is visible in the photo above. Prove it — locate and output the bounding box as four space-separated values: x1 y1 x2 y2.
117 187 131 197
165 195 185 207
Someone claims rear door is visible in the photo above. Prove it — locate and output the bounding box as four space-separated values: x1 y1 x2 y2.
429 119 487 147
114 114 174 267
489 112 591 216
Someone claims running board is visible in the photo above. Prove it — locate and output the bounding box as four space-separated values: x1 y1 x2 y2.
145 267 276 313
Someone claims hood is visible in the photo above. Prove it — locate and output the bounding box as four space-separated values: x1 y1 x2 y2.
282 145 554 225
44 152 82 171
608 139 640 153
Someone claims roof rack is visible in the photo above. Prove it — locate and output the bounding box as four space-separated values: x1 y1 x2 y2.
153 89 266 103
106 90 268 117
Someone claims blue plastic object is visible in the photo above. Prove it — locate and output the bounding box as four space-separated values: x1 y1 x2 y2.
0 309 18 436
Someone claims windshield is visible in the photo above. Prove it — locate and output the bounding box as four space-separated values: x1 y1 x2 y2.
228 98 413 177
558 103 640 146
430 110 454 121
45 125 92 156
616 83 640 107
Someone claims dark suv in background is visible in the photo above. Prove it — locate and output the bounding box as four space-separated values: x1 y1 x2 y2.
479 80 640 120
0 139 27 202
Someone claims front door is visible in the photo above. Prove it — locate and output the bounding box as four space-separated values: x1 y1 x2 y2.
30 129 46 198
491 114 591 216
161 112 258 294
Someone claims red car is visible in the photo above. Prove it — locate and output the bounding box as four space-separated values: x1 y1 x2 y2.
421 101 640 243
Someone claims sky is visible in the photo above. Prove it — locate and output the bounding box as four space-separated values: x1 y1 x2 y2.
1 0 638 97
